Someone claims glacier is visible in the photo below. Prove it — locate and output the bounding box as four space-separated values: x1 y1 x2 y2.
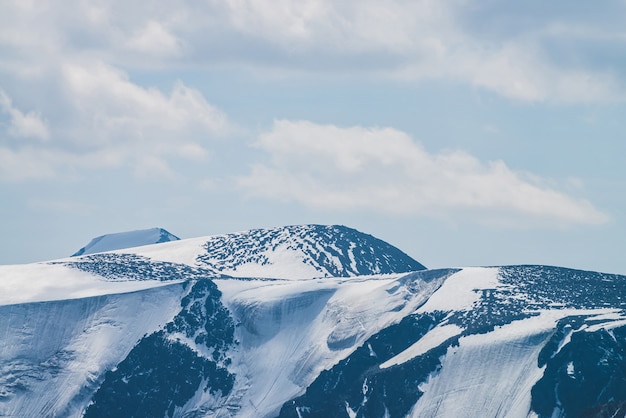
1 224 626 418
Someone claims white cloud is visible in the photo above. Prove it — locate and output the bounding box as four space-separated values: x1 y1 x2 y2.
61 61 230 143
1 0 625 103
126 21 183 57
0 91 50 140
203 0 626 103
238 120 609 226
0 61 232 182
213 0 452 53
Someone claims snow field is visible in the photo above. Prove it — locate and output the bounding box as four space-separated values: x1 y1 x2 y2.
417 267 500 313
0 263 183 306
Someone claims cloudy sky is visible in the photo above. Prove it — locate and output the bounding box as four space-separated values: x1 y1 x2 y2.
1 0 626 274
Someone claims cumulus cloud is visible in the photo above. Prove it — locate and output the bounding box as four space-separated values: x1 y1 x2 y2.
0 61 232 182
61 61 229 143
238 120 609 226
0 1 241 182
0 0 623 184
0 91 50 140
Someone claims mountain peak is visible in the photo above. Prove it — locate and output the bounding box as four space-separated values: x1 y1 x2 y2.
194 224 426 278
72 227 180 256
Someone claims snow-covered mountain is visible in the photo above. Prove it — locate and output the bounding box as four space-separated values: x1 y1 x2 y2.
1 225 625 418
72 227 180 256
126 224 426 279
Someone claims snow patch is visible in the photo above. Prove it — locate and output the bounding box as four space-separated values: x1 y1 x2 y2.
417 267 499 313
566 362 575 377
379 324 463 369
409 311 584 418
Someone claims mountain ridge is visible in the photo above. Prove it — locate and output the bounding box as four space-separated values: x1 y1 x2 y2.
1 224 625 418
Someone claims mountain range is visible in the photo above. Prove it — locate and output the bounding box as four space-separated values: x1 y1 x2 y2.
0 224 625 418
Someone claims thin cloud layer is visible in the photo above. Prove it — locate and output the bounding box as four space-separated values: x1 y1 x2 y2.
2 1 625 103
239 120 609 226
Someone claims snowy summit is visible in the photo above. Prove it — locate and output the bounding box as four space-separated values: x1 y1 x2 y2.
72 227 180 256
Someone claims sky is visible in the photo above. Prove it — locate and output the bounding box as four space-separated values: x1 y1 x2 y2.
1 0 626 274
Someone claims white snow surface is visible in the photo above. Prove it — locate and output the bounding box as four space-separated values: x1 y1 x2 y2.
72 227 179 256
409 312 556 418
0 263 181 306
417 267 500 313
117 234 327 279
212 245 326 279
0 282 186 418
379 324 463 369
120 236 212 268
213 271 446 418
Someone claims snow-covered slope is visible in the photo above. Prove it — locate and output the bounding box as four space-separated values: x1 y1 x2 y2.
0 282 187 417
72 227 179 256
279 266 626 418
2 225 626 418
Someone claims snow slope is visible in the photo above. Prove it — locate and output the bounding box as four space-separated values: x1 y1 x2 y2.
216 270 447 417
0 282 186 417
0 262 182 305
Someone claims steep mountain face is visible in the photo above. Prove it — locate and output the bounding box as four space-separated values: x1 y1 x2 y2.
84 279 236 418
72 227 180 256
278 266 626 418
1 225 626 418
0 282 188 417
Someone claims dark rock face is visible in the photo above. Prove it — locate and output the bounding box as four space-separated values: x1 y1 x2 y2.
84 279 236 418
579 400 626 418
84 332 228 418
532 324 626 418
165 279 235 360
196 224 426 277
